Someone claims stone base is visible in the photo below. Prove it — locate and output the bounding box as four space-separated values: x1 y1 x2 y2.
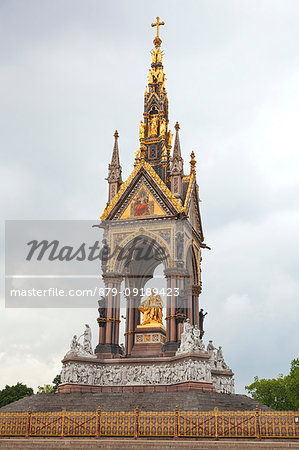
162 340 180 356
57 380 216 394
94 343 122 359
130 324 166 357
130 343 164 357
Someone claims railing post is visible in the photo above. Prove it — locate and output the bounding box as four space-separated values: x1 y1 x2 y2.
96 407 101 438
61 408 66 438
134 406 139 440
174 406 179 439
255 405 261 440
26 408 32 438
214 407 219 440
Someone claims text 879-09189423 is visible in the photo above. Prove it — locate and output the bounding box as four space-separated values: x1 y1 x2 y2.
98 287 180 297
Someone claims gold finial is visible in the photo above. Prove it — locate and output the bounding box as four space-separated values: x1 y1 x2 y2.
190 151 196 175
134 148 140 164
151 16 165 47
140 144 146 164
114 130 119 139
174 122 180 131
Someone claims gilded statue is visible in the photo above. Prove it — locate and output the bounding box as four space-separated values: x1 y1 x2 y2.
151 48 163 64
138 289 163 326
157 49 163 63
148 69 154 84
139 120 146 139
151 50 157 64
168 131 172 146
160 117 166 135
156 67 164 83
150 115 158 135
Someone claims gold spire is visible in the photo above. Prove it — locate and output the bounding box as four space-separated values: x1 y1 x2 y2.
190 151 197 175
151 16 165 48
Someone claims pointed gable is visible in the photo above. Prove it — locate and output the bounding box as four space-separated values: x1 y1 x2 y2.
100 161 185 221
119 184 165 220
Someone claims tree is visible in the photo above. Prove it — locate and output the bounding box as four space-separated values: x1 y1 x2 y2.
37 384 54 394
37 374 61 394
245 359 299 410
52 374 61 392
286 359 299 410
0 383 34 408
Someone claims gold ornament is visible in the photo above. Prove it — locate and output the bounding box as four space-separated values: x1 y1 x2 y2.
135 148 140 162
151 16 165 48
190 151 196 175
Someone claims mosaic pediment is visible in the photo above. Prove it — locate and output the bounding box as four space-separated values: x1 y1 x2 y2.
119 184 165 220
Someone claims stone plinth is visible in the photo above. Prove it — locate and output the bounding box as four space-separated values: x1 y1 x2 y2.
57 380 215 393
57 352 234 394
130 323 166 357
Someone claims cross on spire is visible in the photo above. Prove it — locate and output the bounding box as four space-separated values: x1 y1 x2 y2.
151 16 165 38
151 16 165 47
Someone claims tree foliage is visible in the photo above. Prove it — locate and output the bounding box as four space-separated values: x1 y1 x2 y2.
52 374 61 392
0 383 34 408
37 374 61 394
37 384 54 393
245 359 299 410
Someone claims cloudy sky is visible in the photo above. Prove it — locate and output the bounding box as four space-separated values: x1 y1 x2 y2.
1 0 299 395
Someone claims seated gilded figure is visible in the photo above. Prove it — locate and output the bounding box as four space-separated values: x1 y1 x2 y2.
138 289 164 326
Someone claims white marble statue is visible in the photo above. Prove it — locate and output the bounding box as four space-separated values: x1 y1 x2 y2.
64 325 96 359
82 324 93 354
207 340 217 357
193 325 205 350
176 319 205 355
216 346 229 370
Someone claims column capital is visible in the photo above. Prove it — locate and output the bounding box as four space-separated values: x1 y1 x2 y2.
192 284 202 295
102 272 123 283
164 267 189 278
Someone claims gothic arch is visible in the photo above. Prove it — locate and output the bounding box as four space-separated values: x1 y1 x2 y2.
112 230 172 276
